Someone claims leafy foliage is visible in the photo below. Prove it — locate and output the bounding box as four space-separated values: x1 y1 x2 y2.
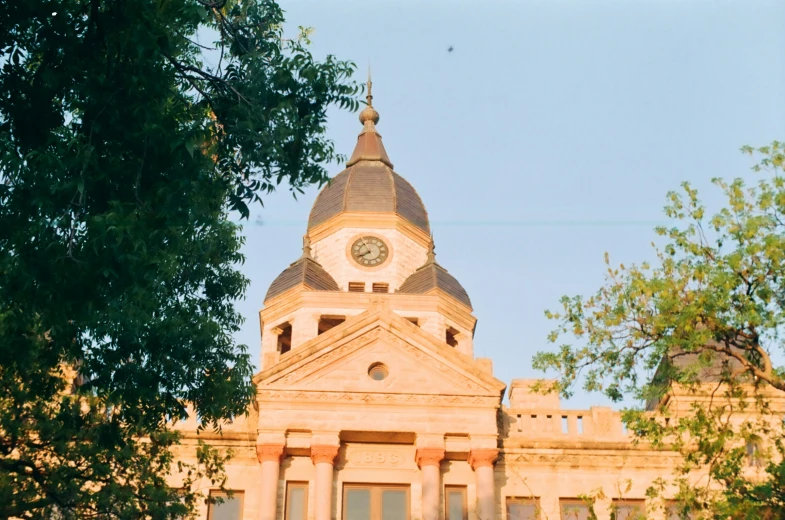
534 142 785 518
0 0 359 517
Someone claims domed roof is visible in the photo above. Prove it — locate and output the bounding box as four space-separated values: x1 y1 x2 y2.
264 238 339 302
397 242 472 309
308 163 429 233
307 77 430 234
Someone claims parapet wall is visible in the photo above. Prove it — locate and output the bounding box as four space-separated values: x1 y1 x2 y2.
504 379 631 445
502 406 630 443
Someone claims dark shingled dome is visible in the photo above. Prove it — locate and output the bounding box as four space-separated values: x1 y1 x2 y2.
397 244 471 308
308 163 430 233
264 257 339 302
307 77 429 234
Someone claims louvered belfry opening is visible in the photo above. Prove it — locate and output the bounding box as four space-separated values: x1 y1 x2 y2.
348 282 365 293
372 283 389 293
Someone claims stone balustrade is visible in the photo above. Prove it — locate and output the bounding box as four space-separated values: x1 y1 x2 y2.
504 406 631 442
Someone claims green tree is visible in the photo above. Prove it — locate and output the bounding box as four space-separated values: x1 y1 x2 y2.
0 0 359 517
533 142 785 519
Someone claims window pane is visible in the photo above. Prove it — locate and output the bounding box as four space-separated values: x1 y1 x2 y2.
667 504 695 520
561 503 589 520
508 502 537 520
210 494 243 520
288 487 306 520
615 503 644 520
382 489 407 520
447 490 465 520
345 488 371 520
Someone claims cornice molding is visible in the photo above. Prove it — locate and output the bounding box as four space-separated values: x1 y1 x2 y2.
308 212 431 248
256 389 500 408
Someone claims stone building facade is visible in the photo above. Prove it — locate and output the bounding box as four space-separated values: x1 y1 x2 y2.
169 82 718 520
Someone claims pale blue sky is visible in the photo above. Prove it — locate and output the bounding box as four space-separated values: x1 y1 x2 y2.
236 0 785 409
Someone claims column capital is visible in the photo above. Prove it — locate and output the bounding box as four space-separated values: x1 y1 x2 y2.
257 443 285 464
468 448 499 469
310 444 340 465
415 447 445 468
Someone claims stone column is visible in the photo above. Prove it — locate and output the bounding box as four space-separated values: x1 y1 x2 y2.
416 448 445 520
311 445 340 520
469 449 499 520
257 443 285 520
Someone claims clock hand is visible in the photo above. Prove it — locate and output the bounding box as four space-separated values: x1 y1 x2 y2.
357 238 375 257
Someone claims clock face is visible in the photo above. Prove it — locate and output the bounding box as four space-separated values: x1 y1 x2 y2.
351 236 389 267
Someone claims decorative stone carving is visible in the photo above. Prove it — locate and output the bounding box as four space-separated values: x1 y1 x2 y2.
340 444 415 470
504 452 677 469
267 329 381 385
347 450 406 467
256 443 285 464
311 445 340 465
380 330 485 391
415 447 445 468
262 326 492 394
468 448 499 469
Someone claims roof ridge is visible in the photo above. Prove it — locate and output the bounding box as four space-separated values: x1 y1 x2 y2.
389 167 397 214
342 164 354 212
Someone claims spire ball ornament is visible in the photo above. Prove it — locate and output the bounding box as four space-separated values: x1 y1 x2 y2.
359 106 380 125
359 70 380 125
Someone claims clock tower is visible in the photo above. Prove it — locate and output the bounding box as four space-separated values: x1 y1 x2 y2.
259 76 478 368
250 76 504 520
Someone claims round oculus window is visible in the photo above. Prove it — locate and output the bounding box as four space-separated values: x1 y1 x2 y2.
368 362 389 381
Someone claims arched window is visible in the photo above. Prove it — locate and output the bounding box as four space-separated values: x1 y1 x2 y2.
746 436 764 468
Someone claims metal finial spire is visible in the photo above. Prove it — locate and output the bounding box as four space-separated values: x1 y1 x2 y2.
425 237 436 264
366 62 373 108
302 234 313 260
358 62 380 125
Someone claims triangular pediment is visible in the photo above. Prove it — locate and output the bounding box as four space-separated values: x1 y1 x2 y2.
255 309 505 399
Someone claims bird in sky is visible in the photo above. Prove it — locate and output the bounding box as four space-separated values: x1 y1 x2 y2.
448 46 454 52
